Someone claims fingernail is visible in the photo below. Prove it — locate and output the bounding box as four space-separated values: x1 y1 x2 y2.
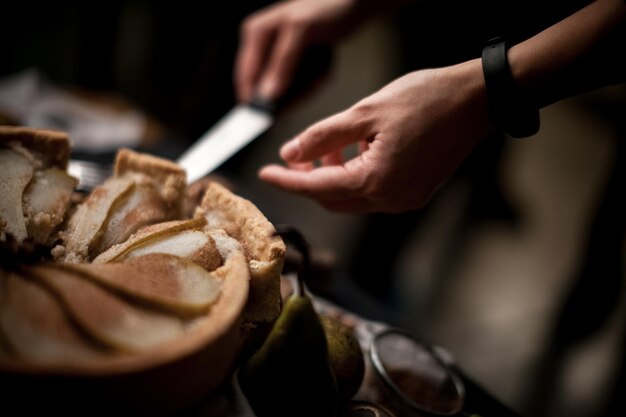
280 140 299 161
258 166 269 179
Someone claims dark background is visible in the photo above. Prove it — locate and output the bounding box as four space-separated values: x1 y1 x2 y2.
2 1 624 416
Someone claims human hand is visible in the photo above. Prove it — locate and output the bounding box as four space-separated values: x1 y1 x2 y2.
235 0 364 103
259 59 494 213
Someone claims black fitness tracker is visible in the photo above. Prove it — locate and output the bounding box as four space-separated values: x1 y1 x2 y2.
481 37 540 138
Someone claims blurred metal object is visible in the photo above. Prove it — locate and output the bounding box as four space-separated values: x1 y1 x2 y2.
177 100 274 183
370 329 465 416
68 159 112 192
177 45 332 183
344 401 398 417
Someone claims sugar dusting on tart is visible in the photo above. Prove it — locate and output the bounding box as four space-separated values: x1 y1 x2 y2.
0 127 284 376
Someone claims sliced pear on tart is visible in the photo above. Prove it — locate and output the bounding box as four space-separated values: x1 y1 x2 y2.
114 148 186 223
0 148 33 242
65 253 222 317
124 230 221 272
95 180 170 253
1 126 75 244
26 265 185 352
23 167 78 245
58 149 187 263
95 149 187 252
57 176 136 263
0 271 104 364
93 217 221 271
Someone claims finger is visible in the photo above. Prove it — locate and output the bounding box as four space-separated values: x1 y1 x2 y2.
287 161 315 171
257 24 306 100
235 16 277 103
280 111 372 162
358 139 369 154
258 164 361 201
321 149 343 166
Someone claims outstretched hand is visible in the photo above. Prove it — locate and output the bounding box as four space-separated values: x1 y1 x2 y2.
259 60 494 213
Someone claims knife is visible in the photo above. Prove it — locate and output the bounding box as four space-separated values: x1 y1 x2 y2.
177 97 275 184
176 45 332 184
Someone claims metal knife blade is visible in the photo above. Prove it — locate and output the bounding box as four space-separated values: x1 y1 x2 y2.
176 103 273 183
177 46 332 183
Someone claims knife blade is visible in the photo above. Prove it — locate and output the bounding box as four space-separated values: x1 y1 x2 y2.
177 99 274 183
176 45 332 184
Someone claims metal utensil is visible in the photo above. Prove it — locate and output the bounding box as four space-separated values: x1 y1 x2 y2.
370 328 466 416
68 159 113 192
176 97 274 183
177 45 332 182
67 46 332 191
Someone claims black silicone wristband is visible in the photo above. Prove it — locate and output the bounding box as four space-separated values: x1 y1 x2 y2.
482 37 540 138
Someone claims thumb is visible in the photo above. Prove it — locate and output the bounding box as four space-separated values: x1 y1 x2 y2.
280 110 372 162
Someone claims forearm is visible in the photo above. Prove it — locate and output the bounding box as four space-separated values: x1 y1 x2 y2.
508 0 626 109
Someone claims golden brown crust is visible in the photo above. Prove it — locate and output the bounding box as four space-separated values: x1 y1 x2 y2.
195 181 285 331
0 126 70 169
115 148 185 187
195 182 285 263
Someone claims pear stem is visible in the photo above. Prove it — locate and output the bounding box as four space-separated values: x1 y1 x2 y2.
274 224 311 297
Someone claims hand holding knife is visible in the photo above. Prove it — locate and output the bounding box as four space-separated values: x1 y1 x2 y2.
177 45 332 184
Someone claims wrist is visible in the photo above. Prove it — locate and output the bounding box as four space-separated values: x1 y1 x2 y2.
446 58 494 137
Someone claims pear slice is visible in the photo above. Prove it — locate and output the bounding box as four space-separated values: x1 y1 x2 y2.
93 217 221 271
95 181 170 253
58 176 135 263
23 167 78 245
95 217 207 263
124 230 221 272
26 265 185 352
0 148 34 241
114 148 186 216
1 126 75 244
0 271 104 364
60 146 189 264
65 253 222 317
82 149 187 258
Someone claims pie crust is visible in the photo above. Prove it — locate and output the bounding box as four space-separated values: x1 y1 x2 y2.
0 126 286 415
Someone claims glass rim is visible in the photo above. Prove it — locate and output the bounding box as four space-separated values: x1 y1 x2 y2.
369 328 466 416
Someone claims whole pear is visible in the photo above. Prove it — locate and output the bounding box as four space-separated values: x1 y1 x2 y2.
321 315 365 402
237 225 338 417
238 293 339 417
